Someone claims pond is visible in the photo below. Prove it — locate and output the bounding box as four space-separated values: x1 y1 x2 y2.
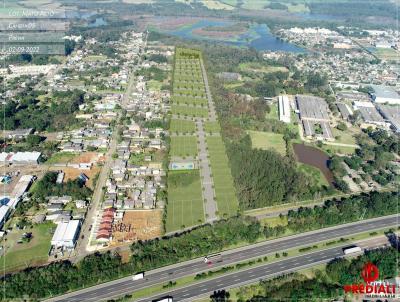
165 19 305 53
293 143 334 186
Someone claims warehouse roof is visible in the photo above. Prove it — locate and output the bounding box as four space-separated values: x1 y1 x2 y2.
372 85 400 99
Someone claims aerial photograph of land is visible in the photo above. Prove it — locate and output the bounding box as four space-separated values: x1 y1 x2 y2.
0 0 399 301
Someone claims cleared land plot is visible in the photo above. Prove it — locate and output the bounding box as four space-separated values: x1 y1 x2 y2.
248 130 286 155
46 152 76 164
171 105 208 118
111 210 162 244
204 121 221 133
375 48 400 61
170 136 198 157
170 119 197 133
206 137 238 217
239 62 288 75
166 170 204 232
0 222 54 272
49 166 100 189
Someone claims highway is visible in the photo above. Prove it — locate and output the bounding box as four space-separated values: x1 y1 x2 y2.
46 215 398 302
139 241 380 302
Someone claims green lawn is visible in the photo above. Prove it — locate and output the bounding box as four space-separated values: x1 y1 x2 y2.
265 103 279 120
375 48 400 61
248 130 286 155
332 128 357 145
298 163 329 188
166 170 205 232
170 119 196 133
206 136 238 217
171 105 209 118
204 121 221 134
0 222 54 272
239 62 288 75
322 144 356 156
170 136 198 158
171 96 208 106
46 152 76 164
147 80 163 91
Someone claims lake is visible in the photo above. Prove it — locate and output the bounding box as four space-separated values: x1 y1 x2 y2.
166 19 304 53
293 143 334 186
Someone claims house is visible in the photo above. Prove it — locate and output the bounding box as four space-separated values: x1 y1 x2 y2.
75 200 87 209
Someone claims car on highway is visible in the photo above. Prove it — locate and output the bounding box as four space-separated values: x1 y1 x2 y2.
204 253 222 264
132 272 144 281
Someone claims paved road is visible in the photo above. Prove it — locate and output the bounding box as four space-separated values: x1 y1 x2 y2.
46 215 398 302
196 119 217 222
200 59 216 122
140 240 384 302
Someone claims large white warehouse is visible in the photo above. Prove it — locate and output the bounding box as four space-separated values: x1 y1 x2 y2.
51 220 81 249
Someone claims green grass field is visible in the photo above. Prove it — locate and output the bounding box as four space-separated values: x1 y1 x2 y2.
0 222 54 272
204 121 221 133
170 119 197 133
171 96 208 106
166 170 205 232
298 163 329 187
171 105 209 118
248 131 286 155
206 136 238 217
375 48 400 61
46 152 77 164
265 103 279 120
170 136 198 157
239 62 288 76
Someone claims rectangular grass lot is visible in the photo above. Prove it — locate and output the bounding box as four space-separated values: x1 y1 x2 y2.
206 136 238 217
171 105 208 118
170 119 196 133
248 130 286 155
170 136 198 157
166 170 205 232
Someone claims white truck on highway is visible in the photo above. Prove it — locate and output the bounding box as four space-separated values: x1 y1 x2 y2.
132 272 144 281
152 296 173 302
343 246 362 255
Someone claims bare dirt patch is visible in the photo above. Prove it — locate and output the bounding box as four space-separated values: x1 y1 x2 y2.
111 210 163 244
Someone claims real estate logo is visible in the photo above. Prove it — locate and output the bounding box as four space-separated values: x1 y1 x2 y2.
343 262 397 300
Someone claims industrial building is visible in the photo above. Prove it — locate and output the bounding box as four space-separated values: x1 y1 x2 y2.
296 95 334 141
0 152 41 165
371 85 400 105
0 206 10 229
336 103 353 121
51 220 81 249
353 101 386 127
278 95 291 123
378 104 400 133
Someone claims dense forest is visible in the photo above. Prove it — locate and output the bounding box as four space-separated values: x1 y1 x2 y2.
227 135 312 209
0 89 85 131
32 171 92 201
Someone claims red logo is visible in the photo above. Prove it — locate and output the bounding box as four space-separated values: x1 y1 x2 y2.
361 262 379 283
344 262 396 296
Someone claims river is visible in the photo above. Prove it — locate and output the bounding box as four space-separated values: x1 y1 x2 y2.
166 19 304 52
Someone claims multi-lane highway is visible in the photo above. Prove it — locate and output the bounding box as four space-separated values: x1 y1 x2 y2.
46 214 398 302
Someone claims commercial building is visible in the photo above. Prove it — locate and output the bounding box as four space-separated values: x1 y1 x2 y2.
336 103 353 121
378 104 400 133
353 102 386 127
51 220 81 249
0 206 10 229
296 95 333 141
278 95 291 123
371 85 400 105
0 152 41 165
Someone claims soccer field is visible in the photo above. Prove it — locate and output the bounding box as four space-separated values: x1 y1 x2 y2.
166 170 205 232
206 136 238 217
170 136 198 157
248 130 286 155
